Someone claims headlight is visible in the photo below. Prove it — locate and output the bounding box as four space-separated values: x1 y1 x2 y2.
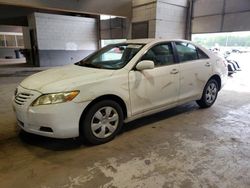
32 90 79 106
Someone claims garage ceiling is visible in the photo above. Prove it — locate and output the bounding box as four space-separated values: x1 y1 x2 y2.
0 0 132 18
192 0 250 33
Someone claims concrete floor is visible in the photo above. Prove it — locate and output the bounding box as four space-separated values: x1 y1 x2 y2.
0 53 250 188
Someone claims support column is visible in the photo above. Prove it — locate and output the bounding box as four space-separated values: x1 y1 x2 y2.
131 0 189 39
131 0 157 38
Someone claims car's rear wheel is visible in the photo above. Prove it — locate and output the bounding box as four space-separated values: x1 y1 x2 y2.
80 100 123 145
196 79 219 108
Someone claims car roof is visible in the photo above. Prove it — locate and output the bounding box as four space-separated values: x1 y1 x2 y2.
125 38 193 45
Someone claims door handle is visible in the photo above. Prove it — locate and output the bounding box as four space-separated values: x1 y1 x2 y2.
170 69 179 74
205 62 211 67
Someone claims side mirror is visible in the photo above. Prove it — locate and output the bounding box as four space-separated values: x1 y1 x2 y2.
136 60 155 71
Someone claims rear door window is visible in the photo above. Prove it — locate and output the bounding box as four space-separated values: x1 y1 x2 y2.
175 42 199 62
197 48 209 59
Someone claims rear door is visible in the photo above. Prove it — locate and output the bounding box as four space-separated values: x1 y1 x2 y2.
174 42 212 102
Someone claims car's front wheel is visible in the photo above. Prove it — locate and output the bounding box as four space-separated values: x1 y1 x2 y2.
80 100 124 145
196 79 219 108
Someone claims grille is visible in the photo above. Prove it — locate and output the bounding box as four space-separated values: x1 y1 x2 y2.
15 92 34 105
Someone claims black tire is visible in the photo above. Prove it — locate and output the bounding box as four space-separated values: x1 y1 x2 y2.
80 100 124 145
196 79 219 108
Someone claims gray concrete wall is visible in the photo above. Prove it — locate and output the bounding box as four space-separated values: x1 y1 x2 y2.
192 0 250 33
38 50 93 67
31 13 98 67
34 13 98 51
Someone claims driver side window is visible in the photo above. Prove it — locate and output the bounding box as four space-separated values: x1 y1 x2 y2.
141 43 175 67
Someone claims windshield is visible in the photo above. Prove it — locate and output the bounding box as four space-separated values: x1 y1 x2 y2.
76 43 144 69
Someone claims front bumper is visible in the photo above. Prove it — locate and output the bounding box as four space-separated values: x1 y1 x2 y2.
13 86 90 138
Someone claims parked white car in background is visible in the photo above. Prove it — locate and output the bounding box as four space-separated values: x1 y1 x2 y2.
13 39 228 144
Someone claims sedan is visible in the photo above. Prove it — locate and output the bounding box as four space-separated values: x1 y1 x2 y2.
13 39 228 144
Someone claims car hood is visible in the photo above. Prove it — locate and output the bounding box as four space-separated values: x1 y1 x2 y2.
20 65 115 93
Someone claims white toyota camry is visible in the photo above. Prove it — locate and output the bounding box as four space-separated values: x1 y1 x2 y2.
13 39 228 144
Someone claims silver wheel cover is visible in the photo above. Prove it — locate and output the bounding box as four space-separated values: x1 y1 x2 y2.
91 106 119 138
205 82 217 104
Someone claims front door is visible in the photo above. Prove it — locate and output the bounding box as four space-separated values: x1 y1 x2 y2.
129 43 180 115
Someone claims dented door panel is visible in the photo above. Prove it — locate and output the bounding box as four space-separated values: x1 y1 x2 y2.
129 64 180 115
